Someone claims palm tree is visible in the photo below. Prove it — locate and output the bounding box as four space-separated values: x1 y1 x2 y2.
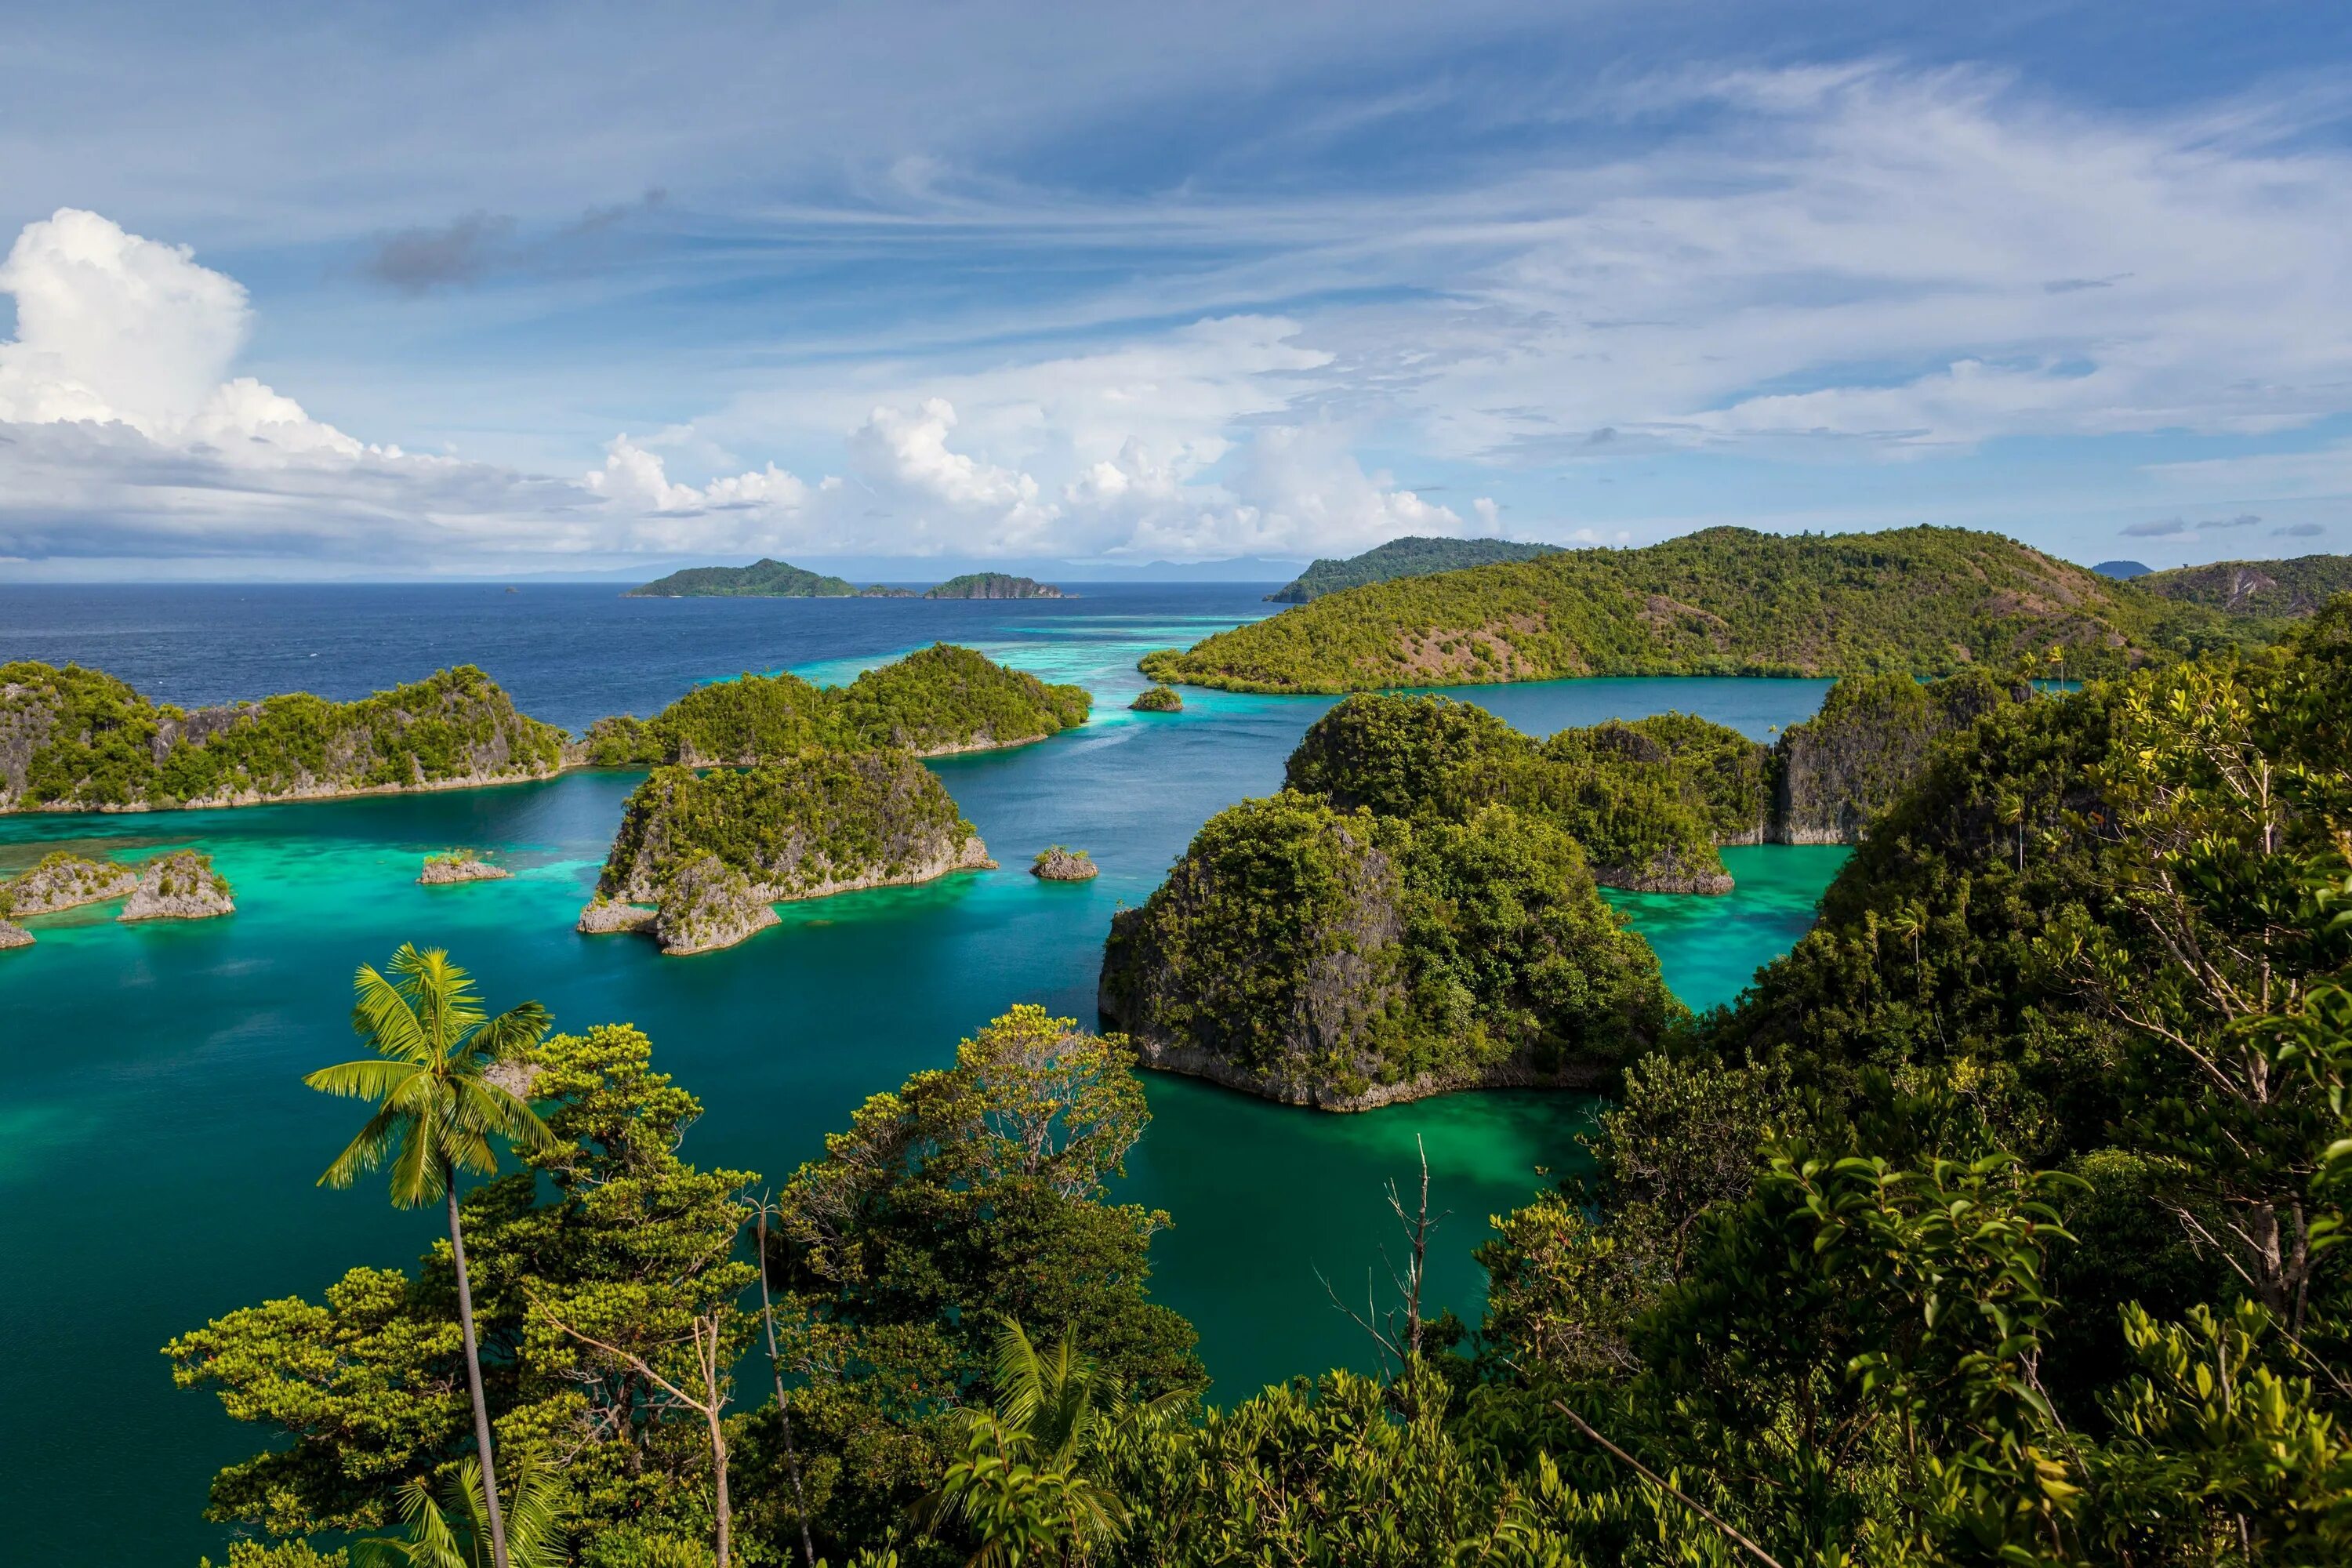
354 1451 566 1568
917 1320 1180 1567
309 945 557 1568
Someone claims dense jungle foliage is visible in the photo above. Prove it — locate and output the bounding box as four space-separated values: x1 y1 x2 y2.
1266 535 1563 603
2139 554 2352 621
1282 692 1760 886
1098 789 1680 1103
921 574 1064 599
176 598 2352 1568
0 662 564 812
579 645 1090 767
1142 526 2239 693
596 753 980 903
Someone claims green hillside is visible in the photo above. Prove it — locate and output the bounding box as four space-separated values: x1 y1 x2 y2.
1265 534 1562 602
1142 525 2216 694
624 558 858 597
2137 553 2352 619
923 572 1065 599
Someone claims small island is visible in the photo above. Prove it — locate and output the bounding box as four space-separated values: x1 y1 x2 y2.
625 558 858 597
858 584 916 597
3 851 140 913
1130 684 1183 712
0 920 29 950
419 849 513 884
583 753 996 954
923 573 1065 600
119 850 234 922
1032 846 1098 881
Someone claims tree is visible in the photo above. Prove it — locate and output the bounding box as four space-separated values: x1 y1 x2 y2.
307 945 557 1568
354 1452 566 1568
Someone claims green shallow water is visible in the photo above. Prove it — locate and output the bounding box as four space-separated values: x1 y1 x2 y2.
0 659 1845 1566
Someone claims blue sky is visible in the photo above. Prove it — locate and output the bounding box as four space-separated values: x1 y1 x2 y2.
2 0 2349 577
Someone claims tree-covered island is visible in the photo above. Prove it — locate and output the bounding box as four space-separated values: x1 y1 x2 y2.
1142 525 2245 693
0 662 565 813
1265 534 1562 603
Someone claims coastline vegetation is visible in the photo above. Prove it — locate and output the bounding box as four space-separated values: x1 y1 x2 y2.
1 662 564 813
2138 551 2352 621
1141 524 2245 693
579 644 1090 768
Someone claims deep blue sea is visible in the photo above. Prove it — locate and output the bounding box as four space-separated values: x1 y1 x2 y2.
0 582 1847 1566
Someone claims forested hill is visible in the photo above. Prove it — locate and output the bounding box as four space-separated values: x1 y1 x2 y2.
2137 553 2352 619
0 663 564 812
1143 526 2204 694
625 558 860 597
1265 535 1563 602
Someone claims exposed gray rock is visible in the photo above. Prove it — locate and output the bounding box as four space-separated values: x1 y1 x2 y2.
119 850 234 921
1594 851 1736 896
1769 671 2016 845
419 851 513 884
5 851 140 914
577 897 659 935
1032 847 1099 881
653 855 782 956
0 919 31 950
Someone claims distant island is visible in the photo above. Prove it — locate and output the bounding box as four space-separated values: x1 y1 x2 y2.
923 572 1065 600
1141 526 2220 695
2092 559 2152 579
2137 553 2352 619
1265 535 1562 603
625 559 1066 600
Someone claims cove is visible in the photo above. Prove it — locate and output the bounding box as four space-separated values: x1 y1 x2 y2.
0 583 1845 1565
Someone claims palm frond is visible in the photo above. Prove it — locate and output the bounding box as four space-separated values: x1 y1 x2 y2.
318 1103 407 1190
305 1058 422 1101
353 961 433 1062
990 1316 1047 1433
389 1109 445 1208
469 1000 554 1068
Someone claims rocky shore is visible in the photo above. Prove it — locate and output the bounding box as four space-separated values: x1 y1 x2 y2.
1032 846 1099 881
0 919 31 949
1130 685 1183 712
5 851 140 914
419 851 513 884
119 851 234 922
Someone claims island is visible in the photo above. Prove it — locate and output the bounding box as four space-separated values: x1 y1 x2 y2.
0 920 27 949
1129 684 1183 712
1 662 565 814
581 754 995 954
625 558 859 597
576 644 1090 767
1100 790 1679 1109
419 849 513 884
1138 526 2206 694
1032 846 1098 881
1265 535 1562 603
922 573 1065 600
2 851 140 913
119 850 234 921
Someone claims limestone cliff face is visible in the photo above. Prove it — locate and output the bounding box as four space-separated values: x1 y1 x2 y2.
1594 850 1736 895
1769 671 2016 846
1102 814 1414 1109
576 898 659 935
119 850 234 921
419 853 513 884
0 920 31 949
584 752 995 954
5 852 140 915
1032 847 1099 881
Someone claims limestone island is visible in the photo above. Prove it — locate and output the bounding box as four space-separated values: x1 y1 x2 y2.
923 572 1065 600
119 850 234 922
1140 525 2196 694
0 920 30 950
625 558 861 597
1129 684 1183 713
1265 535 1561 603
1032 846 1098 881
3 851 140 913
419 849 513 884
2 662 563 814
574 643 1089 767
580 753 994 955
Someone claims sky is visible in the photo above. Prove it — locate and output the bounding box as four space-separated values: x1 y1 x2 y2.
2 0 2350 579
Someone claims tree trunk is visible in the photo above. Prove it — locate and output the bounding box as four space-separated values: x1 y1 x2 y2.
448 1183 511 1568
757 1207 819 1568
706 1403 731 1568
